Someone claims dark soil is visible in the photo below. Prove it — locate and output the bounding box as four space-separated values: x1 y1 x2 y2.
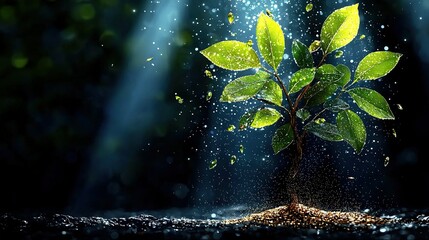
1 205 429 240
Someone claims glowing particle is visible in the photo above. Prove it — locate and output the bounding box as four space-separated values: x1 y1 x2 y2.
228 12 234 24
381 25 385 29
230 32 237 36
175 96 184 104
308 40 321 53
306 3 313 12
146 57 153 62
335 50 343 58
384 157 390 167
204 69 213 79
206 91 213 101
384 46 389 51
227 125 236 132
392 128 397 138
239 144 244 154
209 159 217 170
347 176 355 180
230 155 237 165
247 39 253 47
315 118 326 124
359 34 366 40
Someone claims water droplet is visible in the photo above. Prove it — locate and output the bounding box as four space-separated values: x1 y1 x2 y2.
230 155 237 165
209 159 217 170
305 3 313 12
228 12 234 24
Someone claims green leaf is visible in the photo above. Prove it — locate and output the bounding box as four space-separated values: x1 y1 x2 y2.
239 108 282 129
306 3 314 12
272 124 294 154
257 80 283 106
323 98 350 112
336 64 351 87
348 87 395 120
289 68 316 94
321 4 360 54
316 64 343 84
354 51 402 82
251 108 282 128
305 121 343 141
304 81 338 106
209 159 218 170
297 108 311 121
200 40 261 71
292 40 314 68
308 40 321 53
220 73 269 102
256 13 285 71
337 110 366 153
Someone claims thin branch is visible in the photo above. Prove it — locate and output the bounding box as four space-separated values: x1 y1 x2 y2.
274 73 294 112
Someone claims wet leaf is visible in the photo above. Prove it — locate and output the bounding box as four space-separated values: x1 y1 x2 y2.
272 123 294 154
200 40 261 71
305 121 343 141
304 81 338 107
239 110 258 130
324 98 350 112
175 96 184 104
336 64 351 87
354 51 402 82
256 13 285 71
251 108 282 128
206 91 213 101
292 40 314 68
337 110 366 153
227 125 236 132
220 72 270 102
321 4 360 54
204 69 213 79
257 80 283 106
289 68 316 94
316 64 343 84
308 40 321 53
228 12 234 24
306 3 314 12
239 144 244 153
230 155 237 165
297 108 311 121
348 87 395 120
209 159 218 170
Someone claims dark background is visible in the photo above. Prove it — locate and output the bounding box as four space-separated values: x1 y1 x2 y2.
0 0 428 216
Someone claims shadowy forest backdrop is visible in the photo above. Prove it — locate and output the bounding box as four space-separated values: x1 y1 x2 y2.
1 0 428 216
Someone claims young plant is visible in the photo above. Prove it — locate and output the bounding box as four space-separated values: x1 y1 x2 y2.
200 4 401 205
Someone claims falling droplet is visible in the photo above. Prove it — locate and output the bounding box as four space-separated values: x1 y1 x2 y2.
305 3 313 12
175 96 184 104
228 12 234 24
204 70 213 79
265 9 273 18
146 57 153 62
384 157 390 167
239 144 244 154
315 118 326 124
247 39 253 47
209 159 217 170
359 34 366 40
397 104 403 110
230 155 237 165
392 128 397 138
335 50 343 58
206 91 213 101
227 125 236 132
347 176 355 180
